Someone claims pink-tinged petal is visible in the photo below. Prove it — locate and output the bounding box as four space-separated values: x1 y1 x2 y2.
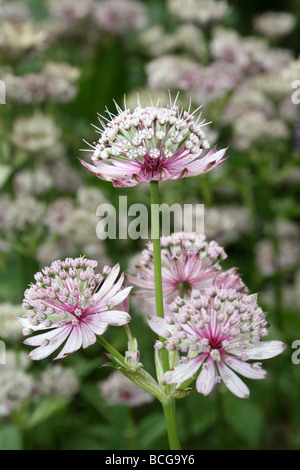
99 272 125 304
106 286 133 308
232 341 286 360
223 355 267 380
196 357 216 396
54 326 83 360
17 317 51 332
99 309 131 326
84 315 109 335
80 322 97 349
162 356 204 385
28 326 72 361
146 315 173 337
24 326 65 346
126 274 155 289
185 147 228 175
93 264 120 301
218 361 250 399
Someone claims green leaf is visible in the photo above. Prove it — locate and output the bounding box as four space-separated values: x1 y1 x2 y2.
27 396 70 428
169 388 194 400
0 165 11 188
139 412 166 449
0 424 22 450
224 396 265 446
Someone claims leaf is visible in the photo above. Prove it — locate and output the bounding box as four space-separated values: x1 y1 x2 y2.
0 165 11 188
224 396 265 446
169 387 194 400
0 424 22 450
71 356 101 379
27 396 70 428
139 412 167 449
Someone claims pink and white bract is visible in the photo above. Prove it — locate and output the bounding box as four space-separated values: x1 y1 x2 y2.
128 232 244 315
79 95 227 187
18 257 132 360
149 286 286 398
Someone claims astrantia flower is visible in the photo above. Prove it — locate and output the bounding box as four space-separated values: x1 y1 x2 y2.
99 370 155 407
79 95 227 187
18 257 132 361
128 232 229 315
149 286 286 398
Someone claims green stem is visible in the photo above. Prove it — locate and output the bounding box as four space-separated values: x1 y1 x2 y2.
150 181 181 451
96 335 128 368
162 401 181 450
150 181 165 319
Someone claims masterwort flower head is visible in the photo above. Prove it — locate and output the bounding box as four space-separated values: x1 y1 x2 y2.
149 286 286 398
128 232 236 315
18 257 132 360
79 94 227 187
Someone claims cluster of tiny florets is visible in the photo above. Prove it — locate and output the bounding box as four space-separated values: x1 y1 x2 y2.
91 103 210 163
154 286 269 358
140 232 226 268
22 257 109 329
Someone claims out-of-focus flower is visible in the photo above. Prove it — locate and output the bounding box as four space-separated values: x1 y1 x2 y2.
11 113 60 156
5 196 45 232
99 370 154 407
178 205 251 246
190 61 242 105
254 11 297 40
139 26 181 58
0 303 23 341
128 232 228 314
0 1 32 23
0 351 34 417
150 287 286 398
210 27 289 75
38 187 109 267
38 364 79 397
42 61 80 103
175 24 207 60
92 0 147 35
76 186 106 212
139 24 207 60
47 159 82 191
146 55 203 91
0 21 46 60
3 61 80 104
256 220 300 276
167 0 229 26
223 84 276 122
254 58 300 100
44 198 74 235
232 111 289 150
18 258 132 360
13 166 54 196
80 95 227 187
64 208 99 245
261 271 300 311
47 0 94 25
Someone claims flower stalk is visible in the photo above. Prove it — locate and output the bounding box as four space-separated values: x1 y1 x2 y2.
150 180 181 451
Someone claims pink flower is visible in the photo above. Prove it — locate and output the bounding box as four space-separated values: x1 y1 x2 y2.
18 257 132 361
128 232 238 315
149 286 286 398
79 95 228 187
